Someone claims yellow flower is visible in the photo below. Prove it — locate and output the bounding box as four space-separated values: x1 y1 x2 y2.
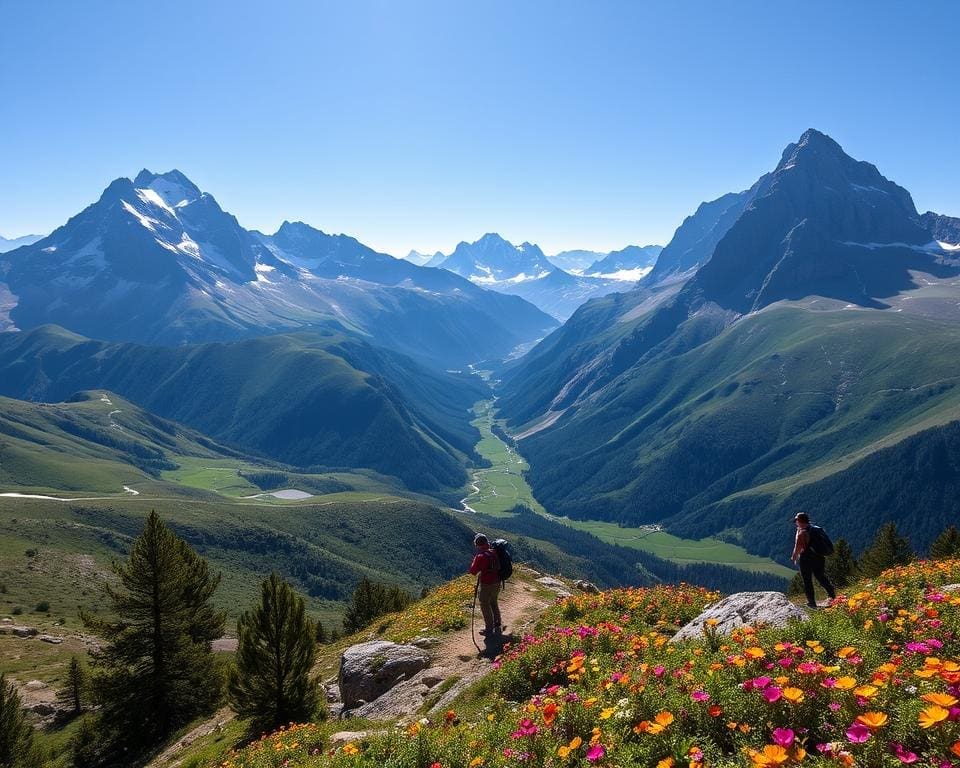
657 758 675 768
600 707 616 720
469 758 484 768
837 646 857 658
745 647 766 659
833 676 857 690
782 687 804 704
342 743 359 755
922 692 958 707
748 744 789 766
918 705 950 729
853 685 877 698
856 711 888 729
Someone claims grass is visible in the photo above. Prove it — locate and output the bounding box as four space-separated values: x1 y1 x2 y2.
464 399 792 577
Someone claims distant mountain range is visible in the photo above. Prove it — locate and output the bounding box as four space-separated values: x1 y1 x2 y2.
0 233 43 253
0 170 555 367
499 128 960 559
407 234 662 321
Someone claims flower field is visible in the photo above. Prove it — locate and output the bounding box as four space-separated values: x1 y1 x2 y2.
217 560 960 767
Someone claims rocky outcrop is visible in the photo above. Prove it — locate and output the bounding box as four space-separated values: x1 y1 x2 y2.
353 667 446 720
535 576 571 597
574 580 600 594
671 591 809 643
338 641 430 711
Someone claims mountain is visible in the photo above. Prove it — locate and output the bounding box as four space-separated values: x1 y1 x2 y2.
0 324 489 493
404 249 445 267
434 233 636 321
498 128 960 559
549 249 606 272
585 244 663 278
0 171 555 367
0 233 43 253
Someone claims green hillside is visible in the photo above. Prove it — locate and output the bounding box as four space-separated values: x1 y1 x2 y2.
509 304 960 560
0 325 489 493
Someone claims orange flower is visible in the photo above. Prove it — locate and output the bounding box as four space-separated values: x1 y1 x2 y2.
922 692 958 708
853 685 878 698
543 701 558 727
837 646 857 658
655 711 675 727
656 759 675 768
745 647 766 660
856 712 888 729
918 705 950 729
951 741 960 758
833 676 857 690
748 744 789 766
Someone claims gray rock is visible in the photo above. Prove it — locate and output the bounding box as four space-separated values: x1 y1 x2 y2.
329 731 368 747
338 641 430 710
25 680 47 691
5 626 38 638
31 703 57 716
671 591 809 643
410 636 441 649
535 576 572 597
38 634 63 644
574 580 600 594
352 678 432 719
941 584 960 593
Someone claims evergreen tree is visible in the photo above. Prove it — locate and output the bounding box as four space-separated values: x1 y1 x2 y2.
57 656 88 715
930 525 960 560
342 577 413 634
315 619 328 644
0 673 36 767
858 522 914 578
825 538 858 590
227 573 319 731
82 511 225 748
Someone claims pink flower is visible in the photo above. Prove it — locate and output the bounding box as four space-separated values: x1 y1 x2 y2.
829 701 841 712
845 722 870 743
586 744 605 762
772 728 794 747
691 690 710 702
892 743 919 764
763 686 783 703
653 665 666 678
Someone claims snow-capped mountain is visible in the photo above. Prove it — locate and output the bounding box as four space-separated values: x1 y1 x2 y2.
549 249 606 273
404 249 445 267
0 233 43 253
585 245 663 279
0 170 555 366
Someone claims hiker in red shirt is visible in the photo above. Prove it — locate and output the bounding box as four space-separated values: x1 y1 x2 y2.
469 533 502 636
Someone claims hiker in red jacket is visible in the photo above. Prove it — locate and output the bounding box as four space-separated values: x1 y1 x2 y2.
469 533 502 636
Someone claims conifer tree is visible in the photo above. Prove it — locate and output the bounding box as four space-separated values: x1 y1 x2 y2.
0 673 36 767
315 619 328 644
82 511 225 748
342 577 412 634
858 522 914 577
57 656 88 715
227 573 319 731
825 538 858 590
930 525 960 560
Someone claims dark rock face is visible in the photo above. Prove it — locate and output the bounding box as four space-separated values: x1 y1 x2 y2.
919 211 960 245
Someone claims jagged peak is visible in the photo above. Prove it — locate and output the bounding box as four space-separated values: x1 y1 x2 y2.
132 168 201 208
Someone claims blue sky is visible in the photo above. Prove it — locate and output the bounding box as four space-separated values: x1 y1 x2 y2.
2 1 958 256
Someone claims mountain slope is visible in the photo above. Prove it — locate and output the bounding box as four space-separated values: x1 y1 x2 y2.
498 129 960 558
585 244 662 277
0 233 43 253
0 172 554 366
0 325 489 492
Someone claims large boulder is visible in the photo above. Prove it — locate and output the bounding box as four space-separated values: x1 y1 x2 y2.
338 641 430 710
352 667 446 720
671 591 809 644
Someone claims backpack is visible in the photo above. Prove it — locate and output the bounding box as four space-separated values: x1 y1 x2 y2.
491 539 513 582
807 525 834 556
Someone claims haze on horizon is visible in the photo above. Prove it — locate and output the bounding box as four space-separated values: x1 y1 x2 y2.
1 0 958 257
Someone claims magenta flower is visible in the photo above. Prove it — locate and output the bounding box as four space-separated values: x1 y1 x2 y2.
845 722 870 743
892 743 919 764
586 744 605 762
763 686 783 703
691 690 710 702
771 728 794 747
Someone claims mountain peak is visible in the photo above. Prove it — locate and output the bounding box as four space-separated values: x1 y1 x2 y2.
132 169 201 208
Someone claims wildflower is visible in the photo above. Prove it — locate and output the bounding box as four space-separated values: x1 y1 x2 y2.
691 690 710 702
557 736 582 758
891 743 919 764
342 743 359 755
771 728 794 747
782 687 804 704
747 744 789 766
855 711 888 729
542 701 558 727
762 686 783 703
918 704 949 728
845 722 870 743
656 759 674 768
921 692 958 707
469 758 485 767
585 744 605 762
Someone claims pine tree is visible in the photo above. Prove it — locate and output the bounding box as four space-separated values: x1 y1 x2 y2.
825 538 858 589
0 673 36 767
858 522 914 578
342 577 413 634
930 525 960 560
315 619 328 644
57 656 88 715
82 511 225 748
227 573 319 731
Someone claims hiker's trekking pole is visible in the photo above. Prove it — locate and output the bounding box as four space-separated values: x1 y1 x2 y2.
471 575 482 654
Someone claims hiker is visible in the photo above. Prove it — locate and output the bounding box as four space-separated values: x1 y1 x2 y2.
469 533 502 636
791 512 836 609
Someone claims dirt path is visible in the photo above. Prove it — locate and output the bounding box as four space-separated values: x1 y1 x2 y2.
145 707 234 768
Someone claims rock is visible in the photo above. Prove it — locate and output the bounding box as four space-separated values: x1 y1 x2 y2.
410 636 441 649
941 584 960 593
38 635 63 644
352 678 432 719
419 668 445 688
671 592 810 644
25 680 47 691
1 617 11 624
329 731 368 747
338 640 430 710
4 626 38 638
31 703 57 716
535 576 572 597
574 580 600 594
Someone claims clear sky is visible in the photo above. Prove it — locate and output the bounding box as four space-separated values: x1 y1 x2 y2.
2 0 958 256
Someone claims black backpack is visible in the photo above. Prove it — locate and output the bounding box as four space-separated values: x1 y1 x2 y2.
491 539 513 582
808 525 834 556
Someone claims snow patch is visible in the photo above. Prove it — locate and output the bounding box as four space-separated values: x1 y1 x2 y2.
122 201 159 232
587 266 653 281
136 187 177 217
147 176 198 209
850 183 889 196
